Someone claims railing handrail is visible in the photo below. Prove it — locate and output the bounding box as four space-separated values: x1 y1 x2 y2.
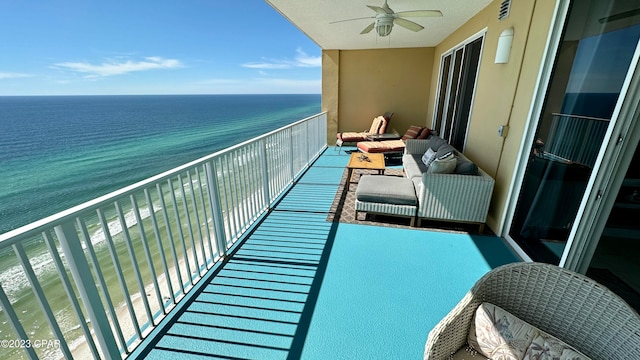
0 111 328 245
0 111 328 360
551 112 610 122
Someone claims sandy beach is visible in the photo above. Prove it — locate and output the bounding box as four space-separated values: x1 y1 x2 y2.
70 243 216 359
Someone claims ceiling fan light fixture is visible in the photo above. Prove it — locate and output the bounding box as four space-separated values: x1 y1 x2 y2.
375 17 394 37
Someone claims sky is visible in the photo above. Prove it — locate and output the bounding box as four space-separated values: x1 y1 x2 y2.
0 1 321 95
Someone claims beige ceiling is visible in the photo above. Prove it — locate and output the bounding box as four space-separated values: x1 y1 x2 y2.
266 0 493 50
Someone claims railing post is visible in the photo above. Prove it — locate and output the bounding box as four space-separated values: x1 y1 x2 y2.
260 138 272 206
289 128 295 182
306 120 311 164
55 222 121 359
0 286 38 360
205 161 228 258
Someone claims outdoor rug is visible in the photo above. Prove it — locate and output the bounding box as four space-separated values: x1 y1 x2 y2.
326 168 489 234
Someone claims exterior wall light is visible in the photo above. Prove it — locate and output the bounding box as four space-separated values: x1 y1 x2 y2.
495 27 514 63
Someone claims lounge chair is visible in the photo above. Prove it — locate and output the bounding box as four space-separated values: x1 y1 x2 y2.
357 125 430 154
336 112 393 152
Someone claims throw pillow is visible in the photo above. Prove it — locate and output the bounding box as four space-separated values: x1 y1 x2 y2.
428 152 457 174
421 148 437 168
417 127 431 139
455 157 479 175
423 134 448 152
401 125 423 141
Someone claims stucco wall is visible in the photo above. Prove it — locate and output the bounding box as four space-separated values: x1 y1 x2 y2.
322 50 340 144
322 47 434 141
428 0 557 233
321 0 558 236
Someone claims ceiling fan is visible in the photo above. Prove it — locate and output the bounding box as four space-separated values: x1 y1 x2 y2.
331 0 443 37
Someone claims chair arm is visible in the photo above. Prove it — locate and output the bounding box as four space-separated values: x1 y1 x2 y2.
416 169 495 223
424 291 483 359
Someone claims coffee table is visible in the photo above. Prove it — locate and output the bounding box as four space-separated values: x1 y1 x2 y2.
346 152 385 184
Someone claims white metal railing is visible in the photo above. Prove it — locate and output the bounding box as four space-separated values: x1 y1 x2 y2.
546 113 610 167
0 112 327 360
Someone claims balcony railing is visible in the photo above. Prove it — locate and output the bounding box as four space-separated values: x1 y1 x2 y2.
0 112 327 360
546 113 610 167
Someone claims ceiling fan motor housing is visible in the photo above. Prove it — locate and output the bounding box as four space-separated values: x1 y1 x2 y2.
375 16 394 36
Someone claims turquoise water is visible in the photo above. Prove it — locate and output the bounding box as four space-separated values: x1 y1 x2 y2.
0 94 320 359
0 94 321 234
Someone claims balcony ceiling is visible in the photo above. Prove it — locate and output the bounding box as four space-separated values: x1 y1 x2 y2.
266 0 493 50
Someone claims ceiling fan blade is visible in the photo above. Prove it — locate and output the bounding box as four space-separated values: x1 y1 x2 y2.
394 18 424 32
395 10 443 17
330 16 375 24
361 22 376 34
367 5 393 15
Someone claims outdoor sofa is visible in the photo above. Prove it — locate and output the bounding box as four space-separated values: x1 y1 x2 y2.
403 136 494 230
354 134 494 230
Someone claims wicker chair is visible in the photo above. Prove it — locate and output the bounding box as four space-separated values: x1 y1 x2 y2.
424 262 640 360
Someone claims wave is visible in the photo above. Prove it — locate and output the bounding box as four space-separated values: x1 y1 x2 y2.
88 204 163 248
0 204 163 305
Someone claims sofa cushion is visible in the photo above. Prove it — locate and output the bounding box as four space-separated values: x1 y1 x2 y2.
468 303 538 359
402 154 428 179
524 333 590 360
423 134 448 151
435 143 456 159
468 303 592 360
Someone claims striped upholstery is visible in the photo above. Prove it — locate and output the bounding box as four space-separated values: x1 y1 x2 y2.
355 200 417 217
357 139 405 153
356 125 433 153
414 168 494 222
401 125 424 141
337 115 388 142
368 115 387 134
338 131 369 142
354 174 418 224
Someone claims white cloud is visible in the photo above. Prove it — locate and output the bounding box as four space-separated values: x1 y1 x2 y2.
0 72 33 79
242 62 291 70
242 48 321 70
293 48 322 67
52 56 183 78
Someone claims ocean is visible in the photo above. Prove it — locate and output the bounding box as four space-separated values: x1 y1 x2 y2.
0 94 321 235
0 94 321 359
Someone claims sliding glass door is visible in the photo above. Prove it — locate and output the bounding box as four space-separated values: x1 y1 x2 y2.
509 0 640 264
587 144 640 312
434 35 483 151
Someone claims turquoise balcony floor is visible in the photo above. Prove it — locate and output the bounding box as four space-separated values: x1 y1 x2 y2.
133 147 519 359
